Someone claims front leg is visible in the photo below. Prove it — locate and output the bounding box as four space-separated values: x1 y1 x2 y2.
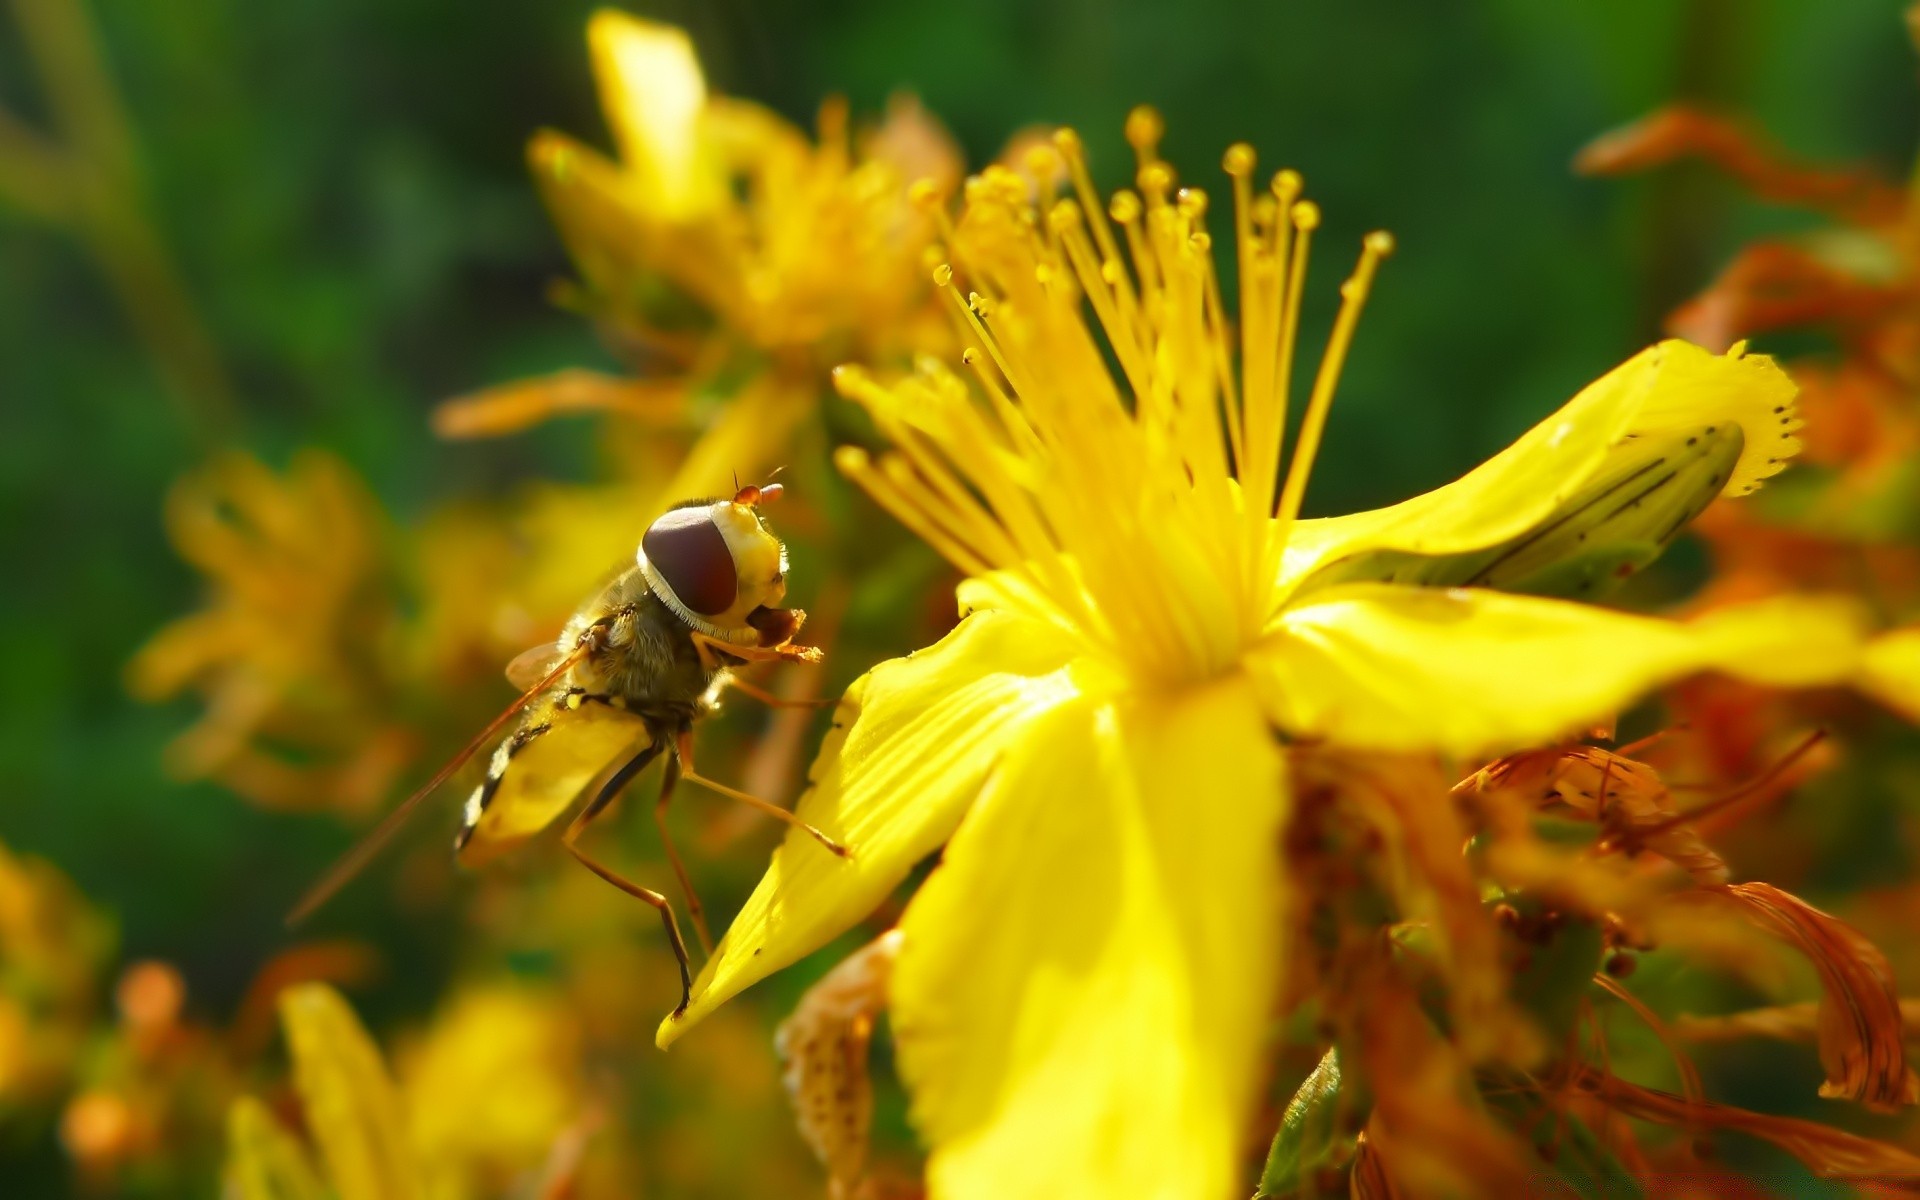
691 629 825 672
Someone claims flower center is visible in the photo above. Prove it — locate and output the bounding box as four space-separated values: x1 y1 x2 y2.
837 110 1393 687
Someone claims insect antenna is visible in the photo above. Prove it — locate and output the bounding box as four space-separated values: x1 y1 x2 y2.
285 640 593 927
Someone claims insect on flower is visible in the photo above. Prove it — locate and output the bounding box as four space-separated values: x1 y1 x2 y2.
287 483 849 1014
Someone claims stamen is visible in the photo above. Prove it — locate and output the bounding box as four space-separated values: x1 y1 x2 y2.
833 447 996 579
1124 105 1165 176
909 178 959 254
1274 230 1395 530
1051 202 1154 400
1053 128 1128 284
1110 188 1161 308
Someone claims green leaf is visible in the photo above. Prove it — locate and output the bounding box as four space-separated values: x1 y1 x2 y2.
1484 1089 1644 1199
1509 908 1606 1044
1256 1048 1352 1198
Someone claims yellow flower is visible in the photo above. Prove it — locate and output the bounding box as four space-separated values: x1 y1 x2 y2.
226 983 592 1200
127 451 414 814
0 839 113 1112
656 115 1872 1199
442 11 956 441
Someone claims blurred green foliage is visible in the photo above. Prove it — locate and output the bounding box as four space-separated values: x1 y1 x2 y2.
1 0 1915 1195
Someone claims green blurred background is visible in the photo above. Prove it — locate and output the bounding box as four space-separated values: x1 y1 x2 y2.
1 0 1915 1194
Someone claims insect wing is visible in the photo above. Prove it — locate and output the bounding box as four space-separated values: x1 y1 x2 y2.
505 641 566 692
458 696 653 868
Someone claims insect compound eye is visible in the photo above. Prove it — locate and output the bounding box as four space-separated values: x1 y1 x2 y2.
642 507 738 616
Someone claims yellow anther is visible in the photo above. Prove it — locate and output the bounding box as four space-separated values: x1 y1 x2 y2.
1291 200 1321 231
1223 143 1256 177
1024 142 1062 179
961 346 979 365
1271 169 1303 203
1138 162 1175 201
1052 126 1084 155
1189 231 1212 254
1109 189 1143 224
932 263 954 287
1048 198 1083 232
968 291 992 317
908 178 945 210
1365 230 1396 256
1176 187 1208 219
1124 105 1165 153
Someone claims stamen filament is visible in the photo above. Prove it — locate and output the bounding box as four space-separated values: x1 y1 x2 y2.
1274 231 1395 533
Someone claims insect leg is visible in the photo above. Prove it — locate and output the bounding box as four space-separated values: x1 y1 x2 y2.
672 729 852 859
690 630 825 668
563 741 694 1016
653 753 715 955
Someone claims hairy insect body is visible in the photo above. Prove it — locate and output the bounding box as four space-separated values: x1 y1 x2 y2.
455 571 725 864
290 484 840 1015
566 567 725 725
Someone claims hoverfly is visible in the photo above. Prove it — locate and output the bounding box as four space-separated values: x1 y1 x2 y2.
288 483 848 1014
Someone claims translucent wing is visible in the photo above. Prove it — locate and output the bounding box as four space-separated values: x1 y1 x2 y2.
286 640 592 926
505 641 566 693
456 695 655 868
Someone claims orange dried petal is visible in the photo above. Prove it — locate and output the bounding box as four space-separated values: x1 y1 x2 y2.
1709 883 1918 1111
1575 106 1901 226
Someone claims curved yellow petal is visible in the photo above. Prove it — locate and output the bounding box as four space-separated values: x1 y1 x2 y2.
889 676 1285 1200
1861 628 1920 723
586 11 716 219
1253 585 1864 758
1282 340 1798 588
278 984 422 1200
224 1097 327 1200
658 611 1079 1046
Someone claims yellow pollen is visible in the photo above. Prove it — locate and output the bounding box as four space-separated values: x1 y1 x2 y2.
1125 104 1165 168
1139 162 1174 206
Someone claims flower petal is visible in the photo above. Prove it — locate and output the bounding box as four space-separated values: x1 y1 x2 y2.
889 676 1285 1200
223 1097 328 1200
1860 627 1920 723
278 984 422 1200
1282 341 1798 589
586 11 715 219
658 611 1078 1045
1252 585 1864 758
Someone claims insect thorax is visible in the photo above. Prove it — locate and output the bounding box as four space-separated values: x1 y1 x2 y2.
568 567 722 725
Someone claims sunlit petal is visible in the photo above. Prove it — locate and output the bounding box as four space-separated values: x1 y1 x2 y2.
659 612 1079 1045
1252 585 1864 757
1282 341 1798 590
890 677 1285 1200
278 984 423 1200
587 10 715 218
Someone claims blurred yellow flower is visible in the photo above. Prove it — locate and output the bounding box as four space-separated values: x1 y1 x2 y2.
661 116 1868 1198
127 451 415 814
0 839 113 1113
395 983 582 1186
227 983 596 1200
439 10 957 442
